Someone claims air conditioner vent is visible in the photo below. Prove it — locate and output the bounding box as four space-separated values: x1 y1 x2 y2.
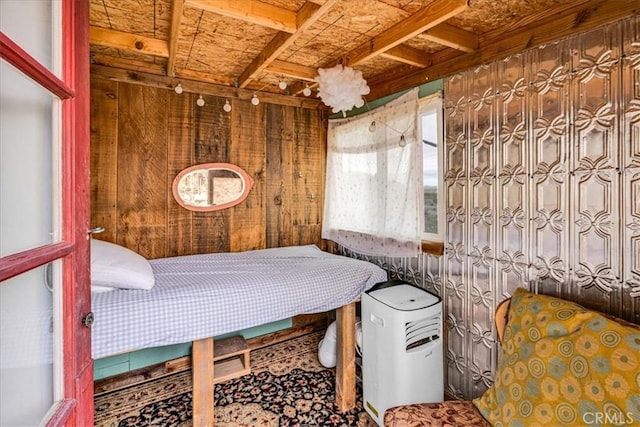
405 315 440 351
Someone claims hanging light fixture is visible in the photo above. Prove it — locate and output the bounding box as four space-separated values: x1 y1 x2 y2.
174 83 183 94
278 78 288 90
314 64 370 116
196 95 205 107
303 84 312 97
223 100 232 112
251 93 260 106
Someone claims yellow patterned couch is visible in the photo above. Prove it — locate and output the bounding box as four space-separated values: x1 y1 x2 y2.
384 288 640 427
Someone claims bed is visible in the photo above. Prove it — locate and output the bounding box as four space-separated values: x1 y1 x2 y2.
90 242 387 425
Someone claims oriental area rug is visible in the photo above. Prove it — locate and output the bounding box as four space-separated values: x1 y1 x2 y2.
94 331 375 426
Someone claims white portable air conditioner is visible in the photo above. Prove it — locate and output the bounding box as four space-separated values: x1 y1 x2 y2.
362 280 443 425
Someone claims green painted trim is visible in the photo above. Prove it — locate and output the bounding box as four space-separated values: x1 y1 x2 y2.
216 318 292 340
329 79 443 119
94 353 130 380
93 318 293 380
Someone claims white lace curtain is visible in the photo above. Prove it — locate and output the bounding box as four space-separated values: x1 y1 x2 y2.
322 88 421 257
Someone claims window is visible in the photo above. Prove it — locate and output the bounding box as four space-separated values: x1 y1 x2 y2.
322 88 422 257
418 94 443 243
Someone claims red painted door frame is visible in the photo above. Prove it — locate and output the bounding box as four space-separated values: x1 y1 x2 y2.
61 0 93 425
0 0 92 425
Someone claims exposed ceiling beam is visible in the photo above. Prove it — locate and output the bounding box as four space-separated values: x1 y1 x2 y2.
175 68 236 86
238 32 290 88
91 64 323 109
238 0 339 88
90 27 169 57
380 45 432 67
344 0 468 66
166 0 185 77
91 53 167 76
267 60 317 81
421 23 478 52
184 0 297 33
366 0 634 101
478 0 594 38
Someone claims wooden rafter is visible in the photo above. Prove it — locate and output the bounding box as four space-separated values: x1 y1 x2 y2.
380 45 432 68
366 0 636 100
91 53 167 76
91 64 322 109
176 68 236 86
184 0 297 33
237 0 339 89
422 23 478 53
87 0 636 104
478 0 594 39
344 0 468 66
266 60 317 82
376 23 475 67
167 0 185 77
90 27 169 57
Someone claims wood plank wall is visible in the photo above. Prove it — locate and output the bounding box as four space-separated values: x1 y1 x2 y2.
90 76 327 260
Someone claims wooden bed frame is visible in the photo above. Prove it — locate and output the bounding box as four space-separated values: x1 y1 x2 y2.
191 301 357 426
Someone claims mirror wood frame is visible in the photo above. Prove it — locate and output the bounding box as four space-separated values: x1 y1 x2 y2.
172 162 254 212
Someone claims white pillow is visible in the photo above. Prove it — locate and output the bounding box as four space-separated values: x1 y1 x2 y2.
91 239 155 290
91 284 116 293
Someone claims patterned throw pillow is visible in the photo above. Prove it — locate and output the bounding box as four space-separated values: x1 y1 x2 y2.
473 287 640 426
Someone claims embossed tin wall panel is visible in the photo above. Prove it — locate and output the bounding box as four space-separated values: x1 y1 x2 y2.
530 42 569 177
569 26 621 314
422 253 444 296
404 254 421 285
497 53 529 302
341 16 639 401
622 14 640 57
529 40 570 299
443 257 468 399
468 254 495 397
622 52 640 169
530 172 569 298
441 17 638 399
622 18 640 323
445 73 468 179
469 180 494 256
570 169 620 314
443 178 468 396
446 180 467 246
530 40 570 89
572 64 619 173
498 54 527 178
570 23 621 73
497 175 529 298
622 169 640 323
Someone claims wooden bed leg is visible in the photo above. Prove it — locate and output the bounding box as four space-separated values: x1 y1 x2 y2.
192 337 214 426
335 301 356 412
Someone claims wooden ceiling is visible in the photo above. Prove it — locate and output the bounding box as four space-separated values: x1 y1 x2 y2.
89 0 638 106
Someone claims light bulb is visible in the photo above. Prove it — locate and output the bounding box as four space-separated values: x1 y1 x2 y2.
251 94 260 106
174 83 183 94
278 79 287 90
399 134 407 147
369 121 376 132
223 100 231 112
302 84 312 97
196 95 205 107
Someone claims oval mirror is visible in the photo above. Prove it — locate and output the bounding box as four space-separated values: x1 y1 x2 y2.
172 163 254 212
